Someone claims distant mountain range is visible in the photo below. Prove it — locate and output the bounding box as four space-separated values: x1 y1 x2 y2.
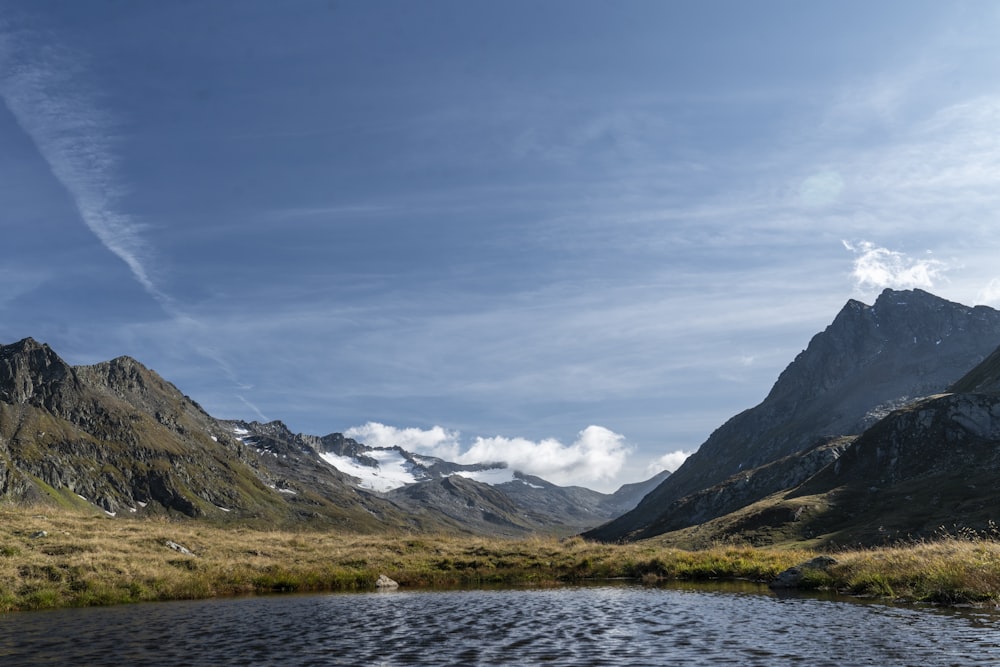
586 288 1000 546
0 338 664 536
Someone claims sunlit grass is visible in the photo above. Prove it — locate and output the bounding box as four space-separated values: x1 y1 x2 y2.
3 508 1000 612
827 531 1000 604
0 508 809 611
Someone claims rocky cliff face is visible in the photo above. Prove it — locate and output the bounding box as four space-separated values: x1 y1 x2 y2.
784 389 1000 544
587 289 1000 542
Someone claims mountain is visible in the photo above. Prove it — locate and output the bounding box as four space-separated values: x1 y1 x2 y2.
662 346 1000 548
226 419 669 535
0 338 413 528
0 338 661 535
587 289 1000 542
388 469 671 535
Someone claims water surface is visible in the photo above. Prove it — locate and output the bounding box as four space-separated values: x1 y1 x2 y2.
2 582 999 665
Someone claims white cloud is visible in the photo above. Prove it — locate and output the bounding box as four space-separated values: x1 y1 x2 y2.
344 422 630 490
647 449 692 475
842 240 947 292
977 278 1000 308
344 422 463 461
457 425 630 489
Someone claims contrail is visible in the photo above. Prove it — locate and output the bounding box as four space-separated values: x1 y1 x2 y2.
0 16 262 421
0 19 163 302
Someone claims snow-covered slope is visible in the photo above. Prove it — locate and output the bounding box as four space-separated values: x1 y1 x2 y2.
318 448 421 492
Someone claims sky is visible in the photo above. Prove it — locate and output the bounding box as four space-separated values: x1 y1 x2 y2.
3 1 1000 492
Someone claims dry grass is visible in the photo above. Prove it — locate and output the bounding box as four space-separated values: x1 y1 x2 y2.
0 508 807 612
825 534 1000 604
6 508 1000 612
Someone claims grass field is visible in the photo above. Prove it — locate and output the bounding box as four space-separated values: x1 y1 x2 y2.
2 508 998 612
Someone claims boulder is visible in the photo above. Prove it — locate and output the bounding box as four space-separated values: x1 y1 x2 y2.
770 555 837 589
375 574 399 589
165 540 195 556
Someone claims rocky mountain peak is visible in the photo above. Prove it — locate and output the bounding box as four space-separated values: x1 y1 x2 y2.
0 337 79 407
587 289 1000 542
765 289 994 409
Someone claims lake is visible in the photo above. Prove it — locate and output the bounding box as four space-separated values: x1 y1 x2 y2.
2 582 1000 665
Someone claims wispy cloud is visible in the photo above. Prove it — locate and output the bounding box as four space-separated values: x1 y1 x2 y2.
0 265 49 310
236 395 269 423
0 19 162 301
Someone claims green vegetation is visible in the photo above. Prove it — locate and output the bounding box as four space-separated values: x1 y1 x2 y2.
3 508 1000 612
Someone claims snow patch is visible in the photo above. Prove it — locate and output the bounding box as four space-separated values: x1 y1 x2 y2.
232 427 254 445
453 467 516 485
410 454 441 467
318 448 419 492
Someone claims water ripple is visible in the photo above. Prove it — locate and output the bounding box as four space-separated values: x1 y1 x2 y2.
2 583 1000 665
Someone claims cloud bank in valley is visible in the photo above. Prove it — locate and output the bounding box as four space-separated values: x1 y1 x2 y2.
345 422 632 490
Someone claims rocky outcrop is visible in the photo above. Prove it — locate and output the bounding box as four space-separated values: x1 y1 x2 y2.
588 289 1000 542
0 338 80 409
770 556 837 589
165 540 195 556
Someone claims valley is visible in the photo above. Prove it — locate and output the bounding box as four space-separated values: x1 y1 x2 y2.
5 287 1000 611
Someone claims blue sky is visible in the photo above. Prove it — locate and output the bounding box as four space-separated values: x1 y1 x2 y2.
3 1 1000 491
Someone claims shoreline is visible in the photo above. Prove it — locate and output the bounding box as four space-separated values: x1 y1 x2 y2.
3 508 999 613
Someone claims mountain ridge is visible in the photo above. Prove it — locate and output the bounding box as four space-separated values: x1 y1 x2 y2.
0 339 662 535
586 288 1000 542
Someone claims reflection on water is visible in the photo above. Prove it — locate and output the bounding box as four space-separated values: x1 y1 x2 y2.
3 582 1000 666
